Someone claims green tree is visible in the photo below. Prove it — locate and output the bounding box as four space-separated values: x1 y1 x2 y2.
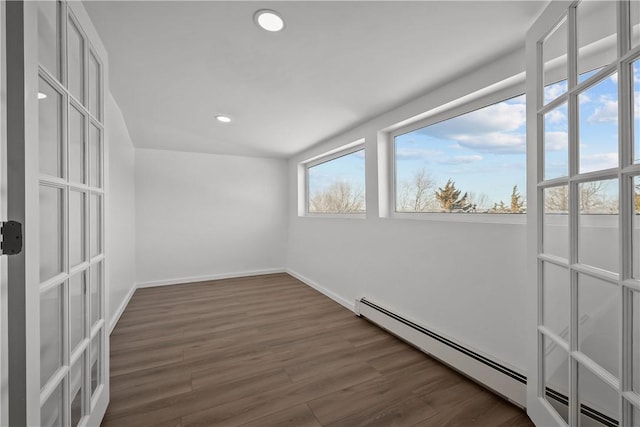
510 185 525 213
490 200 509 213
491 185 525 213
435 179 473 212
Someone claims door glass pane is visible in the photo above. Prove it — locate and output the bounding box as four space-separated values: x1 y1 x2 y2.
69 105 85 184
578 74 618 174
88 52 100 118
67 18 84 104
40 381 63 427
578 179 619 274
633 291 639 394
631 402 640 426
69 190 85 269
542 262 570 341
634 176 640 280
544 103 568 180
37 1 60 80
90 262 102 327
69 272 85 355
543 16 568 104
542 334 569 424
70 358 84 427
38 77 63 178
578 363 619 426
634 61 640 164
89 124 101 188
90 194 102 258
576 1 617 83
40 186 63 282
577 273 620 377
90 332 101 398
633 0 640 50
40 284 62 387
543 185 569 259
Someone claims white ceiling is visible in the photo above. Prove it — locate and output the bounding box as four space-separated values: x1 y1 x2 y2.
84 1 547 158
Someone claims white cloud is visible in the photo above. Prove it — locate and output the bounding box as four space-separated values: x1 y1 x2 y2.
545 131 568 152
580 152 618 172
544 81 567 103
395 147 442 160
579 92 591 104
437 155 483 165
546 108 567 124
454 132 526 154
421 100 525 137
588 96 618 124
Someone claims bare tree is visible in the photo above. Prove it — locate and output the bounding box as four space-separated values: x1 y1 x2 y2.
544 181 617 213
397 168 436 212
544 185 569 212
578 181 605 212
468 192 490 212
309 181 364 213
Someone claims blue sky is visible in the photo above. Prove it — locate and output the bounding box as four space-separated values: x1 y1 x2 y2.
307 65 631 211
395 94 526 208
307 150 366 198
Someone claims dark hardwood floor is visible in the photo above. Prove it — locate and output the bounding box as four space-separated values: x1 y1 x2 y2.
103 273 533 427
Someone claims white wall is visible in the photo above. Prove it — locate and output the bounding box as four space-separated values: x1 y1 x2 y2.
135 149 288 286
106 93 136 331
287 47 531 372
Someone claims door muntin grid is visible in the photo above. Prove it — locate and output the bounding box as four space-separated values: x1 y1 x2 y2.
37 1 106 425
537 1 640 426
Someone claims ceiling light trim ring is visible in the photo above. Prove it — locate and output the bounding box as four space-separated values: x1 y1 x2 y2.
254 9 285 32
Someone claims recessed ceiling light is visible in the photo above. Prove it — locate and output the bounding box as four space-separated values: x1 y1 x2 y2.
215 115 231 123
37 92 47 100
254 9 285 32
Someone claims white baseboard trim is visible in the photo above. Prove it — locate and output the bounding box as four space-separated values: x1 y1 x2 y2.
109 284 136 335
286 269 355 312
135 268 286 289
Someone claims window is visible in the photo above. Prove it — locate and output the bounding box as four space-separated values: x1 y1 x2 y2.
305 144 365 215
393 94 526 214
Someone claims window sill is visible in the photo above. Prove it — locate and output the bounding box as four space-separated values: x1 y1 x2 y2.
388 212 527 225
300 213 366 220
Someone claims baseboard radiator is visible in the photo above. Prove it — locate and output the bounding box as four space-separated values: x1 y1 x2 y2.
355 298 527 408
355 298 620 426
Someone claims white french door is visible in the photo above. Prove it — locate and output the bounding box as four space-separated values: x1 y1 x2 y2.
527 1 640 426
6 1 109 425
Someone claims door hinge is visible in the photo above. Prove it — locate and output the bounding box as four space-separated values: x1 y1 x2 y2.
1 221 22 255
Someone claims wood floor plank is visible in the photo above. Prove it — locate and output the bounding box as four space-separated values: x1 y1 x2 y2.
326 395 437 427
238 403 321 427
103 273 533 427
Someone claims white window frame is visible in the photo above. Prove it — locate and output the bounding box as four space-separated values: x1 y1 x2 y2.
387 80 527 224
299 139 366 219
